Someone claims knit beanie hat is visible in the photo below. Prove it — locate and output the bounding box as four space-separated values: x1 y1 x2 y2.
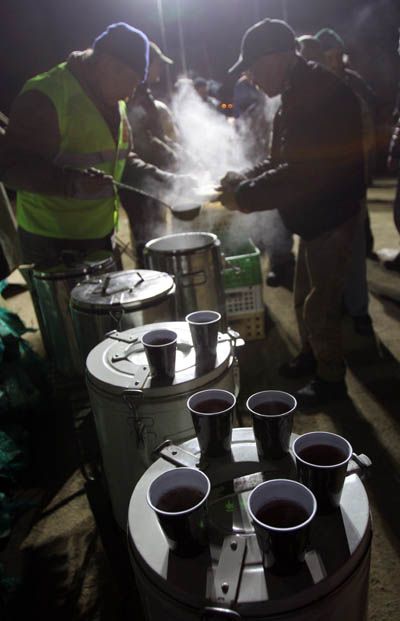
93 22 149 81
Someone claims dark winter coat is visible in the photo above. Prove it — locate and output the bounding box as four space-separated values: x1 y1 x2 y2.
236 56 366 240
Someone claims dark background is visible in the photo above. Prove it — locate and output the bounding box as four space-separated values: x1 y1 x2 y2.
1 0 399 136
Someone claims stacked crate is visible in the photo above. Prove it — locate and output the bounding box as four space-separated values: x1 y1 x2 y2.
222 239 265 341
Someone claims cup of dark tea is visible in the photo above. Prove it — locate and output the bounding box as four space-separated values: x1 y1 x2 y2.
248 479 317 575
141 329 177 379
293 431 353 512
247 391 296 461
187 389 236 458
186 310 221 358
147 467 211 556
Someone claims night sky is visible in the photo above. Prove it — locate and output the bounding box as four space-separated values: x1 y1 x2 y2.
0 0 399 114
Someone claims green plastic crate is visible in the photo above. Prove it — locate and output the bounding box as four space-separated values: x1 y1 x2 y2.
222 239 263 289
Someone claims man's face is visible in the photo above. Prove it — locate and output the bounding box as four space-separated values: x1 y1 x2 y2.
323 49 344 75
97 54 141 105
248 52 292 97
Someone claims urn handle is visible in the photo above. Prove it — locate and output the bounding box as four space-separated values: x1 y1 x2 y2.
201 608 241 620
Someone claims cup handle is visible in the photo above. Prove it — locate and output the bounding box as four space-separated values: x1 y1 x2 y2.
347 452 372 477
201 607 241 620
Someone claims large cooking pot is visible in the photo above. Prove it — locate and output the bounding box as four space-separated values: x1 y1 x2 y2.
86 321 241 529
128 428 371 621
32 250 116 376
143 232 226 324
70 269 176 367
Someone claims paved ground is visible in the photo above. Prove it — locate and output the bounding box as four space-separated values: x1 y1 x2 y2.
1 178 400 620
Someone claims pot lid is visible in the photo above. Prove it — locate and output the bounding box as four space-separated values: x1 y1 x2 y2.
128 428 371 614
145 232 217 255
70 270 175 312
33 250 115 279
86 321 234 397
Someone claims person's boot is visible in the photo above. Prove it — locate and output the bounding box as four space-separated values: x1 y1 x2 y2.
384 253 400 273
352 314 374 337
279 352 317 378
295 376 348 409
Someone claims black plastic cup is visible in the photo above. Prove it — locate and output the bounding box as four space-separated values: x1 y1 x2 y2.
293 431 353 513
248 479 317 575
187 389 236 458
247 391 296 461
141 329 177 379
147 467 211 556
186 311 221 357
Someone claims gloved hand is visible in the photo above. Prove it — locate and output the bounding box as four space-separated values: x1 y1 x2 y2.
219 171 247 191
219 186 240 211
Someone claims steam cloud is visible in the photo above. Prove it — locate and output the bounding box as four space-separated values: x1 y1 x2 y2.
139 78 289 260
164 79 287 258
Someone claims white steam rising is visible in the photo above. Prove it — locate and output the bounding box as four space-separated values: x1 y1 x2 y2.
171 80 252 184
138 79 290 261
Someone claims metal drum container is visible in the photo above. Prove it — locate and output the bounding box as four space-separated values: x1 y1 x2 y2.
128 428 371 621
86 321 240 529
70 269 176 367
143 232 226 323
32 250 116 376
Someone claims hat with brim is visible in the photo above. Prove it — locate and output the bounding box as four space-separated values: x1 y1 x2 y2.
314 28 345 52
93 22 150 81
229 18 296 76
150 41 174 65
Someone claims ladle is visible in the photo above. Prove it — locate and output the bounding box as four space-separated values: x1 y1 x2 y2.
65 166 219 222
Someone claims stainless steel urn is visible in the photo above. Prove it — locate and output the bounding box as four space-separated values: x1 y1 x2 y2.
143 232 226 324
32 250 116 376
86 321 240 529
128 429 372 621
70 269 176 367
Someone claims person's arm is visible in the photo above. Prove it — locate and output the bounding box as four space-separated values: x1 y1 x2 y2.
0 89 111 197
234 82 365 215
0 90 66 194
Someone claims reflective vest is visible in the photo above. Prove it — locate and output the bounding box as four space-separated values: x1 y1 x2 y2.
17 62 130 239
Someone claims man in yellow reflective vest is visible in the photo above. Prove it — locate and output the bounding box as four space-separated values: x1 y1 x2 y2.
0 23 184 264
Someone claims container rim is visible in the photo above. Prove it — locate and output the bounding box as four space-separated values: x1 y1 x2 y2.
293 431 353 469
145 232 218 255
246 390 297 419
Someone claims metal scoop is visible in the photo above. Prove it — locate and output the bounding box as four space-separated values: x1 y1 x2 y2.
67 166 216 222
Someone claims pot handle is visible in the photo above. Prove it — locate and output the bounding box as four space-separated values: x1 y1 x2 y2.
201 608 241 620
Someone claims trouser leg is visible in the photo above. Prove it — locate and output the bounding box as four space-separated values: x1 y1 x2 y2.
18 228 115 265
267 210 294 270
394 171 400 235
365 210 374 257
343 204 369 317
294 239 313 353
300 213 359 382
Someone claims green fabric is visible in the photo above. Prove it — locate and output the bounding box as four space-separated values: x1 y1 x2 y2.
17 63 130 239
0 430 26 481
0 309 44 607
0 562 19 604
0 308 33 341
